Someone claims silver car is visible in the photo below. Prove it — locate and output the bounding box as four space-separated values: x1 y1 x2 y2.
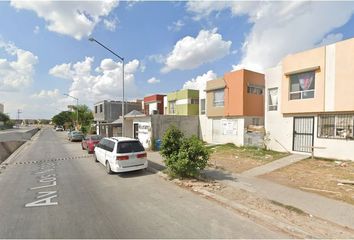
69 131 84 142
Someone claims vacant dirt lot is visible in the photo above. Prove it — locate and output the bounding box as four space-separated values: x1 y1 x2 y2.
262 158 354 205
208 144 288 173
167 177 354 238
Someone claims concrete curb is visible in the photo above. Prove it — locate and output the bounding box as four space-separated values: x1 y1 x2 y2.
0 128 41 167
145 166 312 238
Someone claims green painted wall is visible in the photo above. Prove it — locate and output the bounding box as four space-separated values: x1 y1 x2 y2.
167 89 199 115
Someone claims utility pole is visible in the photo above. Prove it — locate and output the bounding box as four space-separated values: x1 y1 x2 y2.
17 109 22 128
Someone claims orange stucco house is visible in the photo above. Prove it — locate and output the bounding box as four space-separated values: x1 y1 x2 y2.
199 69 265 146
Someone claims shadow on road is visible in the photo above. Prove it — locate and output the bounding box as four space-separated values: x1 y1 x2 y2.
116 169 155 178
202 169 238 181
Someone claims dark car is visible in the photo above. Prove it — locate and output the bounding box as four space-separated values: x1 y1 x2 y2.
68 131 84 142
81 135 102 153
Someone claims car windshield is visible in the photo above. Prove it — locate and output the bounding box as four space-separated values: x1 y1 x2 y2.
117 141 145 153
90 135 101 141
72 131 82 135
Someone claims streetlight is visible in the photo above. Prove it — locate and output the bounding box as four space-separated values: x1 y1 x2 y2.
63 93 79 129
88 37 125 137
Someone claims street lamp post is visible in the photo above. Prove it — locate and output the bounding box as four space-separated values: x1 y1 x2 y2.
88 37 125 137
63 93 79 129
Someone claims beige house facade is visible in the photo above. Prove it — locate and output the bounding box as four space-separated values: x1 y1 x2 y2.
265 38 354 161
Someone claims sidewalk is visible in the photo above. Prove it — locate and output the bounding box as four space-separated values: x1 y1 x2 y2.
147 151 354 230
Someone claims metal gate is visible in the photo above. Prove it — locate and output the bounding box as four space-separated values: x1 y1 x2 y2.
293 117 314 153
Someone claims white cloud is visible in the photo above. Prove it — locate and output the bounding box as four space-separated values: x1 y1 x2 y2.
31 89 59 99
161 28 231 73
187 2 354 72
49 57 140 104
0 40 38 91
168 20 185 32
33 25 40 34
183 70 216 90
49 63 73 80
147 77 160 84
148 54 165 64
104 18 118 32
10 1 119 40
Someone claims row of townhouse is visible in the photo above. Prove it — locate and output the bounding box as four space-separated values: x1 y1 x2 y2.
265 37 354 161
93 37 354 161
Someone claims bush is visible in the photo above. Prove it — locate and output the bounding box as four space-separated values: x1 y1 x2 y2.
160 125 184 159
161 126 209 178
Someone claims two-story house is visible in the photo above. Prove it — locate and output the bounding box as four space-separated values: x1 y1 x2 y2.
166 89 199 115
265 37 354 161
93 100 142 137
200 69 265 146
143 94 165 115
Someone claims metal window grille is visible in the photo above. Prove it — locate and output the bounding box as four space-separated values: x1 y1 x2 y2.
318 114 354 140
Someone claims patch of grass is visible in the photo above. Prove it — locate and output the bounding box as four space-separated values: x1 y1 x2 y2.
209 143 288 161
270 200 306 215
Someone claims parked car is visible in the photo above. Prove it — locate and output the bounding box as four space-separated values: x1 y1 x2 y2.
55 126 64 131
94 137 148 174
68 131 84 142
81 135 102 153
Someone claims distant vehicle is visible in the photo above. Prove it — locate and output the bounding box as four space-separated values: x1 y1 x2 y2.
68 131 84 142
81 135 102 154
94 137 148 174
55 126 64 131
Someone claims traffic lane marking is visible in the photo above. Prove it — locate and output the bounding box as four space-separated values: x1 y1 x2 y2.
25 162 58 208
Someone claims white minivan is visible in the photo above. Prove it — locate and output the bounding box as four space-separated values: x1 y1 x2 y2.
94 137 148 174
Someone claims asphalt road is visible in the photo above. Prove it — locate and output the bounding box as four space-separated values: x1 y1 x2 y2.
0 128 286 238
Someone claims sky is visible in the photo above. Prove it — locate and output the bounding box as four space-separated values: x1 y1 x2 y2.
1 1 354 119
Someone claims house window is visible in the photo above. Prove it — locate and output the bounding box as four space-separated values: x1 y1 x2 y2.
169 101 176 114
100 104 103 113
247 85 264 95
318 114 354 140
268 88 278 111
213 89 224 107
289 71 315 100
190 99 199 104
95 106 98 113
200 99 206 115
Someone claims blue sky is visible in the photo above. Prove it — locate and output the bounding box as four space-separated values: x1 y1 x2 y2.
1 1 354 119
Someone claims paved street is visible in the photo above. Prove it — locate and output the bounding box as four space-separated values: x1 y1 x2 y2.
0 128 286 238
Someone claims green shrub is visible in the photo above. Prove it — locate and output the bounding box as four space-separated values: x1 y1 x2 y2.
160 125 184 159
161 125 209 178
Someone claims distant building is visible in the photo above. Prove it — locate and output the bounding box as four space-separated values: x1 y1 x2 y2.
0 103 4 114
143 94 165 115
93 100 143 137
166 89 199 116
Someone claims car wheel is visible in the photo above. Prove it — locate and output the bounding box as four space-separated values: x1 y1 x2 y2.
94 154 98 162
106 161 113 174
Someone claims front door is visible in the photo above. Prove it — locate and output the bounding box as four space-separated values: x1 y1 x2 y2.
293 117 314 153
133 123 139 139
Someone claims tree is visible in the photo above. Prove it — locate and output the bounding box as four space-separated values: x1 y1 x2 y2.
52 104 93 133
52 111 73 128
0 112 10 123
